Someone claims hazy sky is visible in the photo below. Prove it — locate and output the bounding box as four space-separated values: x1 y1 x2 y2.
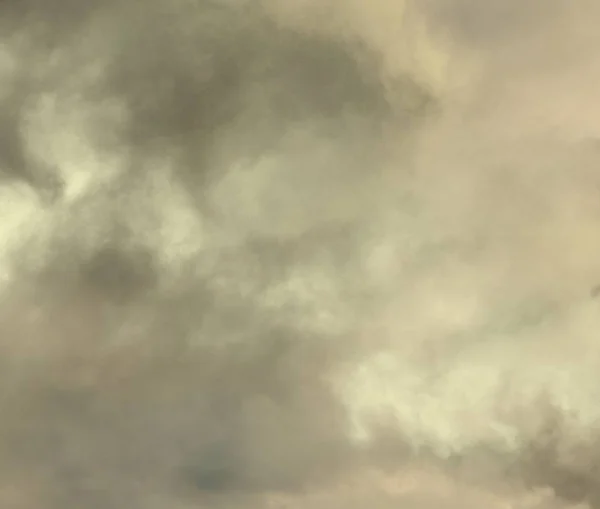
1 1 600 507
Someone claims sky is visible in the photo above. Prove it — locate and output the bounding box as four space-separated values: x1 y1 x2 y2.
0 0 600 507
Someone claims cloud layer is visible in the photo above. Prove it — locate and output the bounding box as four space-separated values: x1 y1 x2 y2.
1 1 600 507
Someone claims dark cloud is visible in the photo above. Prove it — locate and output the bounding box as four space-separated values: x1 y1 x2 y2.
2 1 600 508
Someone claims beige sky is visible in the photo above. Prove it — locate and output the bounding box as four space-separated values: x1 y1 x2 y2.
1 1 600 508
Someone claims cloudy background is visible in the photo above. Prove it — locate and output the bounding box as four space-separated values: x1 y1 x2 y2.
1 0 600 507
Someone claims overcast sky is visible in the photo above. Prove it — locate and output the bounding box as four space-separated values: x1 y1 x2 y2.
0 1 600 507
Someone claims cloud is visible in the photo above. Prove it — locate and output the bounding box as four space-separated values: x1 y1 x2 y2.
1 1 600 507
